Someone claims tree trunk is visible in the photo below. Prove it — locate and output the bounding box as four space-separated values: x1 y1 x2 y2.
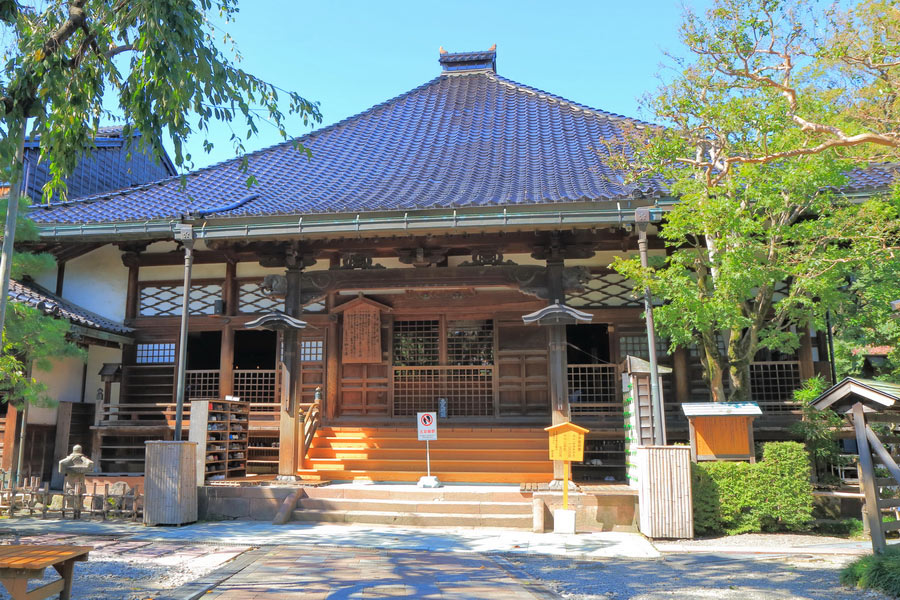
728 361 752 402
0 116 27 337
700 337 727 402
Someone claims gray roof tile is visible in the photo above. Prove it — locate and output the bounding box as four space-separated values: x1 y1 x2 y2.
8 279 133 335
30 70 667 226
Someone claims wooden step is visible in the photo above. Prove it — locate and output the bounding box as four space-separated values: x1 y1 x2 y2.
307 448 548 461
306 458 553 473
315 427 548 439
302 486 530 503
311 437 547 450
295 469 551 484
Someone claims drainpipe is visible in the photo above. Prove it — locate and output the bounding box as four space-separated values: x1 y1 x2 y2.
635 207 665 445
173 225 195 441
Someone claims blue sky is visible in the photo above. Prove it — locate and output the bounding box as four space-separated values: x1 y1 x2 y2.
162 1 706 170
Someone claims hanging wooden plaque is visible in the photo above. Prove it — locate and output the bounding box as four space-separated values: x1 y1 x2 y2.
334 296 392 364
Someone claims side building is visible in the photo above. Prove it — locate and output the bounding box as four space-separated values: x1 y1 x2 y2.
2 126 175 483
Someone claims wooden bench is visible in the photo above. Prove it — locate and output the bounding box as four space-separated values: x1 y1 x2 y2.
0 545 91 600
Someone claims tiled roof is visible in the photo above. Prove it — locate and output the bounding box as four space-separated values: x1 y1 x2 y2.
841 163 900 194
8 279 133 336
30 68 667 226
22 126 176 203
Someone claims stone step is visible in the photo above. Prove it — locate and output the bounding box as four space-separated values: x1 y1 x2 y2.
291 508 532 529
297 497 532 515
295 469 551 484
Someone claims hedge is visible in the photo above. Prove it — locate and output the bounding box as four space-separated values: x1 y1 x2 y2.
692 441 814 535
841 547 900 597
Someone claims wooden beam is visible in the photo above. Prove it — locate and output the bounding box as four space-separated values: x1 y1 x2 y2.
798 327 815 381
125 263 139 320
853 402 887 553
325 292 339 421
1 406 17 472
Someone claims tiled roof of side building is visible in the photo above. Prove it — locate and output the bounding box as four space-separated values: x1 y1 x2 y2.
8 278 133 336
30 50 668 226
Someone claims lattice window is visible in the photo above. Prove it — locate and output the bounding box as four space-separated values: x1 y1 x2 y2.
136 343 175 364
447 320 494 366
238 281 282 314
186 370 220 399
301 340 324 362
568 365 619 414
233 370 279 410
393 320 440 366
619 335 668 360
750 361 801 412
139 283 222 316
567 272 642 308
392 366 493 416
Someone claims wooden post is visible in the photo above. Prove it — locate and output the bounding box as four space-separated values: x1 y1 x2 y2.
1 405 17 472
219 260 237 398
853 402 886 553
325 292 340 421
51 402 74 490
546 258 569 481
278 258 304 477
124 262 139 320
673 347 689 403
798 326 815 381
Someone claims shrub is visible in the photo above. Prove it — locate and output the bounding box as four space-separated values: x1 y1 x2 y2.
691 441 814 535
790 376 846 484
841 547 900 597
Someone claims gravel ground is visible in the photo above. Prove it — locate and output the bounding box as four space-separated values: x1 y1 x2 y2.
506 553 889 600
2 534 249 600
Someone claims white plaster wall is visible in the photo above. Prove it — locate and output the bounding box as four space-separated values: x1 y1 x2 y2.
63 245 129 322
30 264 58 291
84 345 122 406
28 356 85 425
139 263 226 281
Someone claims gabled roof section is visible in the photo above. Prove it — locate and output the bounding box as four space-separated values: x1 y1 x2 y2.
8 278 133 336
22 125 177 203
811 377 900 414
30 50 667 228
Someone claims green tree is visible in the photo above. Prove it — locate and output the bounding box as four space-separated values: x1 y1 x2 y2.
0 196 84 407
610 0 900 401
0 0 322 347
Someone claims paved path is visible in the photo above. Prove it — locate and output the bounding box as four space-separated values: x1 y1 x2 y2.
201 545 554 599
6 519 660 559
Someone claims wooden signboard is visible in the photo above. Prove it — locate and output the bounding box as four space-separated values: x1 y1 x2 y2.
547 425 587 462
544 422 590 510
333 296 392 364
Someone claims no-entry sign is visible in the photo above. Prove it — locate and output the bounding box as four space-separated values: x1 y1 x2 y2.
417 412 437 441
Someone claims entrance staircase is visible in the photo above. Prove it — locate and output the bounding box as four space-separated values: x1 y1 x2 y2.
296 426 553 484
291 484 534 528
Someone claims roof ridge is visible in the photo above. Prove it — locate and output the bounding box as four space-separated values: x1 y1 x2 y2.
32 76 449 212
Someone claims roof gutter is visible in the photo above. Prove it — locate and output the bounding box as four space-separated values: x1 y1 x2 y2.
38 199 677 243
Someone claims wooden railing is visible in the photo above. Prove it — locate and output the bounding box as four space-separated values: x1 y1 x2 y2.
392 365 494 417
299 396 322 468
749 361 802 413
567 364 620 415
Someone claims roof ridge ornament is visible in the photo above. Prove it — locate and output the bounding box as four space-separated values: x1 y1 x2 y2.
439 46 497 74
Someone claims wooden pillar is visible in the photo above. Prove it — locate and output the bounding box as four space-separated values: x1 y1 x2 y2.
1 405 17 472
325 292 340 421
546 258 568 481
124 262 139 320
673 347 689 403
798 326 815 381
278 259 304 477
853 402 886 553
219 260 237 398
51 402 74 489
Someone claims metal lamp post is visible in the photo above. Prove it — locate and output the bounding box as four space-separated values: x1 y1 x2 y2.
634 207 665 445
173 224 195 442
